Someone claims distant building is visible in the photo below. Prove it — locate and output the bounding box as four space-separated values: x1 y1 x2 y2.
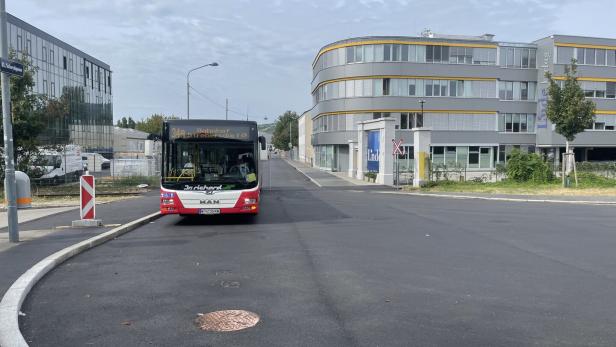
306 33 616 183
113 127 148 159
298 111 313 164
8 14 113 157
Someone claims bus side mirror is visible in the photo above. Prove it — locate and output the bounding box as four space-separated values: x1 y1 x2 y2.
258 136 266 151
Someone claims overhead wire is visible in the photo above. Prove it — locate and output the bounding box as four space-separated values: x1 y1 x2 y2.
188 86 251 119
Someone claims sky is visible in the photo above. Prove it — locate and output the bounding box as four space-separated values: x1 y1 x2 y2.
8 0 616 123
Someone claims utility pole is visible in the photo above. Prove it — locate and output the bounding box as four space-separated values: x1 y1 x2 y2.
1 0 19 242
225 98 228 120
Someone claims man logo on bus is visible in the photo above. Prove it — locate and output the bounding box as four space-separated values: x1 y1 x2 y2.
200 199 220 205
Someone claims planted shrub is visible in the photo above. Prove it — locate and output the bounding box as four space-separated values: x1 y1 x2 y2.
506 149 552 183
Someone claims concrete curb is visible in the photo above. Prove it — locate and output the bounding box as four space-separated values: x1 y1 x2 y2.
375 191 616 205
0 211 162 347
283 159 323 188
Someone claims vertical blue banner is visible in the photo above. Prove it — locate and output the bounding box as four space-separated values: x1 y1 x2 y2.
367 130 380 172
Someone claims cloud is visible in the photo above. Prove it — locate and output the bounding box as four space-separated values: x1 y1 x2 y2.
9 0 615 120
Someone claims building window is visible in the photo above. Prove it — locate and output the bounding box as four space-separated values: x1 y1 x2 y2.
424 80 433 96
500 81 535 100
597 49 606 66
346 46 355 64
382 78 390 96
499 113 536 133
501 47 536 68
42 46 47 62
383 44 391 61
69 57 73 72
63 56 67 70
50 49 54 65
16 34 22 52
399 112 423 129
392 44 400 62
50 82 55 97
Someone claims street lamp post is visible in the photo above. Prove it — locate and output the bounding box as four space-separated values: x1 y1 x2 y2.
418 99 426 127
186 62 218 119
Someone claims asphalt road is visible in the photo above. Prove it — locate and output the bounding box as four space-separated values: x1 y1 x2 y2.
21 159 616 346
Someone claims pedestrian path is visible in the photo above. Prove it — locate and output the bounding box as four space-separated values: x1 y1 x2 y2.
0 206 77 229
0 192 159 298
284 159 383 188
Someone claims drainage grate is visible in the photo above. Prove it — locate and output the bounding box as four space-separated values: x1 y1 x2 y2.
195 310 260 332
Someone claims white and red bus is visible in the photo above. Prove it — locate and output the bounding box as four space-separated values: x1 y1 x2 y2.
160 120 266 216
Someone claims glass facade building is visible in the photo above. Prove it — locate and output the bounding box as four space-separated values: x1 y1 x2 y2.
7 14 113 157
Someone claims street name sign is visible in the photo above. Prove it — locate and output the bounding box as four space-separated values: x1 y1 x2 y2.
0 58 24 77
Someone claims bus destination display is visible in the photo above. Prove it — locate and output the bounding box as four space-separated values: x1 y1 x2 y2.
169 124 253 141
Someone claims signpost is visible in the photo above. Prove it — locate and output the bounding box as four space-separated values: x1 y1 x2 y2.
392 139 404 188
1 0 19 242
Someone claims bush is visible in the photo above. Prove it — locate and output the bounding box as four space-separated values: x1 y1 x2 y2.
506 149 553 183
364 172 377 181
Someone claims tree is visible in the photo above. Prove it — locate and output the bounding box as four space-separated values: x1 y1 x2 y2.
135 114 177 136
271 111 298 151
545 60 596 186
0 49 47 178
127 117 136 129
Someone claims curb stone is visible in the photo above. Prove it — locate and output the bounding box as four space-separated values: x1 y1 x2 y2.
0 211 161 347
375 191 616 205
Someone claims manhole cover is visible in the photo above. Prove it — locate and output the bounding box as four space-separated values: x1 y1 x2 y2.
220 280 240 288
195 310 260 332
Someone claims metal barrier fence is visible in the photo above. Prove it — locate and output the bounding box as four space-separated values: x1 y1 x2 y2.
110 158 159 177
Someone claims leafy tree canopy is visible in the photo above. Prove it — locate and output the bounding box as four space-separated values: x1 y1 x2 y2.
271 110 298 151
0 49 47 177
545 60 596 142
135 114 177 136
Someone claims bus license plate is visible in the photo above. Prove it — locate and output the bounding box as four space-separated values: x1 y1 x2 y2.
199 208 220 215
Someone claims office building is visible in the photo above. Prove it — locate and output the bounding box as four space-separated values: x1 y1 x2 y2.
7 14 113 157
302 33 616 183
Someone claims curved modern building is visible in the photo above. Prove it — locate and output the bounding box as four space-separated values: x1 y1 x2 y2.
300 33 616 183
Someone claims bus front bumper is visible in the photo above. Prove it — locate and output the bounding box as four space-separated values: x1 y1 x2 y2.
160 188 259 215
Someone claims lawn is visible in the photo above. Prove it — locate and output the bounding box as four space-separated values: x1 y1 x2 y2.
406 173 616 196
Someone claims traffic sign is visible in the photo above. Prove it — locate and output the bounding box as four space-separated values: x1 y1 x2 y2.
80 175 96 219
392 139 404 156
0 58 24 77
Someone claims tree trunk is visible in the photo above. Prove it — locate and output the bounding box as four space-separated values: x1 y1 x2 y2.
564 140 575 187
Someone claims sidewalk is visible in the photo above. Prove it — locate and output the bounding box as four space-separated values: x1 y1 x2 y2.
0 206 77 229
0 191 160 299
284 159 387 188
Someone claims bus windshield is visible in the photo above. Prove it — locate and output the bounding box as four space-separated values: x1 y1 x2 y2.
162 141 257 190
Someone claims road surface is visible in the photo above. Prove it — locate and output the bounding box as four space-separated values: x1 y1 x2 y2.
21 159 616 346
